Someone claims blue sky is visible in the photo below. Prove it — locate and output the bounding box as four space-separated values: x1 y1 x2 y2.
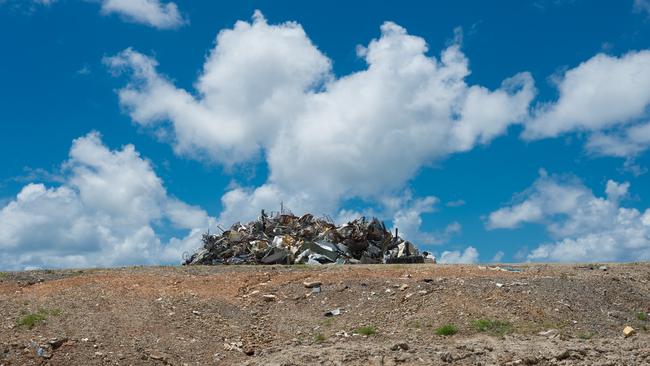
2 0 650 269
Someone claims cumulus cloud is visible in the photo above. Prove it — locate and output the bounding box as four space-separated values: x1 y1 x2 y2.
523 51 650 157
0 132 216 270
438 246 479 264
390 194 461 245
100 0 185 29
491 250 504 262
488 172 650 262
107 11 535 224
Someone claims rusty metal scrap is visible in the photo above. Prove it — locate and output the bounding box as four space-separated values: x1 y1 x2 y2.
183 211 423 265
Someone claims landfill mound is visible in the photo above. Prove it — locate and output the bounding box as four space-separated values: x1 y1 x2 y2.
183 211 425 265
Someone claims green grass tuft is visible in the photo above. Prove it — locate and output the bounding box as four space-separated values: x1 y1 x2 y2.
17 312 47 329
17 308 62 329
637 312 648 321
0 272 7 279
435 324 458 336
355 326 377 336
472 319 512 336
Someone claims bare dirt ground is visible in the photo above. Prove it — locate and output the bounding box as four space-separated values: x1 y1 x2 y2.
1 263 649 365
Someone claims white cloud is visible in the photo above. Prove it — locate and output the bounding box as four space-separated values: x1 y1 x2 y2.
487 170 586 230
446 199 466 207
107 11 535 224
491 250 504 262
488 173 650 262
634 0 650 16
390 193 461 245
439 246 479 264
0 132 216 270
523 50 650 157
100 0 185 29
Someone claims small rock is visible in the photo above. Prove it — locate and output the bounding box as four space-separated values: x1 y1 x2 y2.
399 284 409 291
303 281 322 288
623 325 635 337
390 343 409 351
555 350 570 361
192 310 201 316
522 356 539 365
149 353 167 361
496 283 504 288
505 360 523 366
48 338 68 350
440 352 453 363
262 294 277 302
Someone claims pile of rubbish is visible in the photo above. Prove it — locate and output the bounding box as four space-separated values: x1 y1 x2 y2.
183 210 425 265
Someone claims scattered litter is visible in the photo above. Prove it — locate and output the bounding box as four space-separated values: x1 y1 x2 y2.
311 286 321 294
324 308 342 317
489 266 523 273
623 325 635 337
538 329 558 337
577 264 610 271
495 283 504 288
399 284 409 291
303 281 321 288
183 211 424 265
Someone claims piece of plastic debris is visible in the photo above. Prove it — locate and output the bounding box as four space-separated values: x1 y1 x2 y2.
496 283 504 288
538 329 558 336
183 211 424 266
623 325 635 337
324 308 342 317
303 281 322 288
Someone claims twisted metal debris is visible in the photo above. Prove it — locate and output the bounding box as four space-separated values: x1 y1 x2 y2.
183 210 424 265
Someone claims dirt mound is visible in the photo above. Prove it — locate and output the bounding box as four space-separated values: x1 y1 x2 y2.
1 263 649 365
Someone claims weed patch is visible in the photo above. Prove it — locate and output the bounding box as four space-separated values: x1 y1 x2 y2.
355 326 377 336
435 324 458 336
473 319 512 336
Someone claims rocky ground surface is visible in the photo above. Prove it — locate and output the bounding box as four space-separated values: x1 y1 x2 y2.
1 263 649 365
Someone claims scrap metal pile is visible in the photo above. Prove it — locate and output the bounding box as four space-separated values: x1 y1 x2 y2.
183 211 424 265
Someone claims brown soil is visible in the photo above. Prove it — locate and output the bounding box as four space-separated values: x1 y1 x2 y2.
1 263 649 365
